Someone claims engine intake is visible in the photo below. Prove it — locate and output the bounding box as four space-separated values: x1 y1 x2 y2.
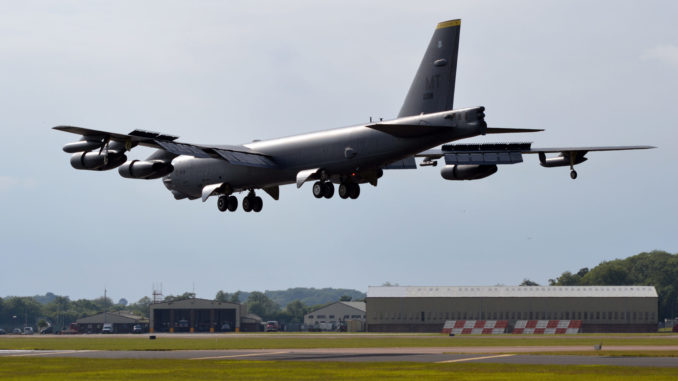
118 160 174 179
70 151 127 171
440 164 497 180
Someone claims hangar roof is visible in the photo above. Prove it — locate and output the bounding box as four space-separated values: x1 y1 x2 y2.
367 286 657 298
150 298 240 310
76 311 147 324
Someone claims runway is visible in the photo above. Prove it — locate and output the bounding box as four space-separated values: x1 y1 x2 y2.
2 348 677 367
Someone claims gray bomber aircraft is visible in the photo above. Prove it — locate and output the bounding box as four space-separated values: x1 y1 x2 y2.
54 19 653 213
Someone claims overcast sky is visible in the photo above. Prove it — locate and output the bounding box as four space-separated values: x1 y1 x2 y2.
1 1 676 303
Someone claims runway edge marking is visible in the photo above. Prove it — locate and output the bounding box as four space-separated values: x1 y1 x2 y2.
436 354 515 364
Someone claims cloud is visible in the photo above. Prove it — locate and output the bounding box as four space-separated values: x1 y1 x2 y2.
641 44 678 68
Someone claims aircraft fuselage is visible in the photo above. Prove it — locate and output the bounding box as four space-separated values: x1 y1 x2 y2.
163 121 481 199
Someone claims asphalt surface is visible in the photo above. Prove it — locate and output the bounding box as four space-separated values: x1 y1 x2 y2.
2 349 677 367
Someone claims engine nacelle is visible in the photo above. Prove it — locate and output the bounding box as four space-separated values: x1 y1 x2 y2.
62 140 104 153
70 151 127 171
538 152 588 168
118 160 174 179
440 164 497 180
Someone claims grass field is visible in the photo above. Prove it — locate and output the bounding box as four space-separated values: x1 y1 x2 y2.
1 333 677 351
1 358 677 381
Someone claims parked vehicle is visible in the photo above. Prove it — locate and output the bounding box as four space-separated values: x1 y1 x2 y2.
101 323 113 334
40 326 53 334
23 327 34 335
132 324 143 334
12 328 22 334
220 323 232 332
265 321 279 332
0 328 6 335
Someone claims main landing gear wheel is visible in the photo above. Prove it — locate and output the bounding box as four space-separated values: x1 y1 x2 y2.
227 195 238 212
312 181 324 199
217 196 228 212
570 170 578 180
242 196 253 212
323 182 334 199
252 196 263 212
338 183 350 199
348 183 360 199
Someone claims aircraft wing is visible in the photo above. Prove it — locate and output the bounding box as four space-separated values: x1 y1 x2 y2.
53 126 278 168
414 143 655 178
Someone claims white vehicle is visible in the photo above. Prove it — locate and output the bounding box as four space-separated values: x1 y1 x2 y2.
23 327 34 335
102 323 113 334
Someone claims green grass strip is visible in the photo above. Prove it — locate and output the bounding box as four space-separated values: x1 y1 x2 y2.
1 335 678 351
1 358 677 381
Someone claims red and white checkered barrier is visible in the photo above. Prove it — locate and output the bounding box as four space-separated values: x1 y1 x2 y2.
442 320 508 334
512 320 582 334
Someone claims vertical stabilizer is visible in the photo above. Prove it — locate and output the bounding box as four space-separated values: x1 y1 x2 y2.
398 19 461 118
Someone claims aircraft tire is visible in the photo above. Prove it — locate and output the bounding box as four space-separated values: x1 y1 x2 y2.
349 183 360 199
217 196 228 212
227 196 238 212
242 196 253 212
323 182 334 199
570 170 577 180
312 181 324 198
252 196 263 212
338 183 349 199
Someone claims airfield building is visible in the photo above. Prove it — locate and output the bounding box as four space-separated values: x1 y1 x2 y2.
150 298 242 333
366 286 657 333
304 301 366 331
75 311 148 333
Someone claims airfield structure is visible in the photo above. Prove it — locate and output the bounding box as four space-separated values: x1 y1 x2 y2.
366 286 657 333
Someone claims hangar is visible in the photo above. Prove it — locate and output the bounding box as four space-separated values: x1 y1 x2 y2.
75 311 148 333
366 286 658 333
150 298 242 333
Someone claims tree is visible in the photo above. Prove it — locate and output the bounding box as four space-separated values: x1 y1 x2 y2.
37 319 48 330
285 300 308 324
215 290 229 302
520 279 540 286
245 292 279 319
164 292 195 302
117 298 128 307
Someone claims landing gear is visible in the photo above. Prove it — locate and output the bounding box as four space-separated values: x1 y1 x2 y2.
227 196 238 211
252 196 263 212
338 183 349 199
217 196 228 212
218 195 239 212
323 182 334 199
312 181 324 199
338 182 360 199
570 170 578 180
313 181 335 199
348 183 360 199
242 191 263 212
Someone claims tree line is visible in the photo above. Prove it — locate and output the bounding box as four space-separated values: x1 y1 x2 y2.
0 288 363 329
546 250 678 321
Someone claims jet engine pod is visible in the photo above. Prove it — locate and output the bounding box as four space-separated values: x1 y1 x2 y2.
440 164 497 181
62 139 105 153
70 151 127 171
118 160 174 179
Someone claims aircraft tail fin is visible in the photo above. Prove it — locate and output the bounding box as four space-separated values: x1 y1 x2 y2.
398 19 461 118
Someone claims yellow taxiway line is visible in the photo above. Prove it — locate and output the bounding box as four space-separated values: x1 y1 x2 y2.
436 353 515 363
